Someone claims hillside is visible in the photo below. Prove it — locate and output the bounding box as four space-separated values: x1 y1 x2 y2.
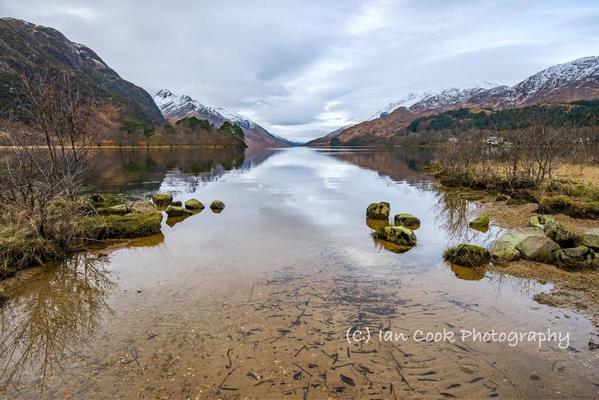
0 18 164 130
310 56 599 146
154 89 292 148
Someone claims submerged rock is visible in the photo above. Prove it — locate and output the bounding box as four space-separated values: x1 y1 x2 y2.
516 236 560 264
491 228 544 262
165 205 193 217
529 215 556 230
469 215 490 232
394 213 420 229
554 246 599 270
152 192 173 207
443 244 490 267
375 226 417 247
85 212 163 239
210 200 225 212
366 202 390 220
185 198 205 210
577 228 599 251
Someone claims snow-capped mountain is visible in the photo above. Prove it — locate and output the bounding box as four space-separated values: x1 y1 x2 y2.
153 90 291 147
311 56 599 145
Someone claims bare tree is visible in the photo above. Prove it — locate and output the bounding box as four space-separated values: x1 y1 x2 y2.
0 69 97 250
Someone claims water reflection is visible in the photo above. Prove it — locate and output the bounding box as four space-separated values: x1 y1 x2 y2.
85 146 248 195
0 254 115 391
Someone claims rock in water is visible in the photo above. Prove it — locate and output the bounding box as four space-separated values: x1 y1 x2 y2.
165 205 193 217
394 213 421 229
491 228 544 262
171 201 182 207
554 246 599 269
210 200 225 212
469 215 490 232
375 226 417 247
98 204 129 215
366 218 390 232
443 244 490 267
528 215 556 230
185 198 205 210
516 236 560 264
153 192 173 207
366 202 390 220
577 228 599 251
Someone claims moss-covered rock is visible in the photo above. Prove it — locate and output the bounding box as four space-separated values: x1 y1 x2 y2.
516 236 560 264
85 212 163 239
375 226 417 247
553 246 599 270
171 201 182 207
210 200 225 211
394 213 421 229
443 244 490 267
165 205 193 217
544 221 576 248
577 228 599 251
152 192 173 207
98 204 129 215
490 228 544 262
366 202 390 220
185 198 205 210
130 201 157 213
528 215 556 230
469 215 490 232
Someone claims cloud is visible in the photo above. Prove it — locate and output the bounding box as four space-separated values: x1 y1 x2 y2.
1 0 597 142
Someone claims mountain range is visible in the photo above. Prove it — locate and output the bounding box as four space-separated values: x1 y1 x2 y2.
0 17 164 130
309 56 599 145
153 89 291 147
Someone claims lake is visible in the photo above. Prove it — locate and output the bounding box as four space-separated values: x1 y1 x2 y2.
1 146 598 399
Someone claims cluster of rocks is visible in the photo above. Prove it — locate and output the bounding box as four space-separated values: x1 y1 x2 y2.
152 192 225 218
366 202 419 252
491 215 599 269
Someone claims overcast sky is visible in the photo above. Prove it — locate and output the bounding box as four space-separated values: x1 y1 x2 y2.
1 1 598 142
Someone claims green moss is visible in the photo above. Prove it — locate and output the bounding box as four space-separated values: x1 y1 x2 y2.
469 215 490 232
152 192 173 207
375 226 417 247
185 198 205 210
210 200 225 211
537 195 599 219
394 213 421 229
444 244 490 267
84 212 163 239
366 202 390 220
165 205 193 217
97 204 129 215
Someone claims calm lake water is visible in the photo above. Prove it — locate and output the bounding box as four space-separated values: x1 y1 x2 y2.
1 147 598 399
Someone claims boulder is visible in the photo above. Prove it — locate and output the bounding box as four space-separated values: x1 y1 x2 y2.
130 201 157 213
554 246 599 270
366 202 390 220
443 244 490 267
469 215 490 232
577 228 599 251
98 204 129 215
544 221 576 248
210 200 225 211
185 198 205 210
516 236 560 264
490 228 544 262
152 192 173 207
528 215 556 230
375 226 417 247
366 218 389 232
165 205 193 217
394 213 421 229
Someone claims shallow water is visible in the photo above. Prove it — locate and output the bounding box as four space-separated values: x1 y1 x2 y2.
1 147 598 399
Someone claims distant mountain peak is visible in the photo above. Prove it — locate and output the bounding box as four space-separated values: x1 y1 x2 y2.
153 89 290 147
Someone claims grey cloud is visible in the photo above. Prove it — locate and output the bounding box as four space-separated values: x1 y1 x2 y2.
1 0 597 142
